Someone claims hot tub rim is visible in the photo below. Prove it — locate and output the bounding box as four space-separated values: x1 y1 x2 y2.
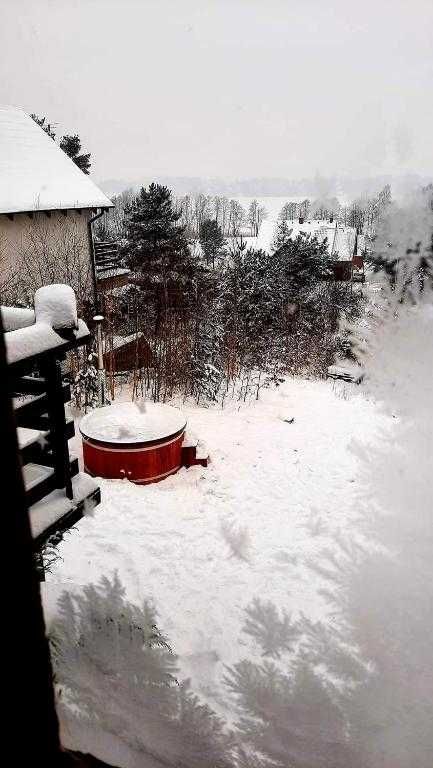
80 423 186 451
79 402 187 447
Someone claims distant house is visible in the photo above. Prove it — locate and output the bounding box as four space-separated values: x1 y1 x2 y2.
250 216 364 281
279 219 361 281
0 105 113 309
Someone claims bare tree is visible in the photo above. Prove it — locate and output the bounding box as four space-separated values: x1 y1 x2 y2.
16 213 93 314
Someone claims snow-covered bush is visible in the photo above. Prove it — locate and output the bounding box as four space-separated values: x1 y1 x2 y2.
72 347 99 412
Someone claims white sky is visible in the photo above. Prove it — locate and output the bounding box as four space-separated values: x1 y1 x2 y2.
1 0 433 183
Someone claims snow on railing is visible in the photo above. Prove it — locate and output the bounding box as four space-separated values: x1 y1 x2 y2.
1 283 89 365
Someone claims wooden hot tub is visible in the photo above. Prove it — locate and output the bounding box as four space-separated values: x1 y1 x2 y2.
80 402 187 485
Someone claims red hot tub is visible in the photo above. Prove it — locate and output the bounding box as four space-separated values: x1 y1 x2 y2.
80 402 187 485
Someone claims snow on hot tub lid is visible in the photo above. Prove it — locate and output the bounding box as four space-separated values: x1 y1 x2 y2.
79 401 187 445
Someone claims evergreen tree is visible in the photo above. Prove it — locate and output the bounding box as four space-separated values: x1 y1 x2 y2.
123 183 193 289
199 218 226 268
59 134 91 174
31 113 91 174
275 233 331 297
72 348 99 412
189 314 224 403
271 219 293 251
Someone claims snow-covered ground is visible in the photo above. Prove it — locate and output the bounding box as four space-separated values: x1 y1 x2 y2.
46 377 384 724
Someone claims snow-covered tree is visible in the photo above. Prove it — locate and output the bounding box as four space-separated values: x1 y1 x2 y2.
59 134 91 175
298 199 310 221
123 184 193 288
279 201 298 221
199 218 226 268
31 113 92 173
228 200 246 237
310 197 340 221
246 200 267 236
271 219 293 251
72 348 99 412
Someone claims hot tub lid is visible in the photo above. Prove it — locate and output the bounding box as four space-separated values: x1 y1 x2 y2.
80 402 187 445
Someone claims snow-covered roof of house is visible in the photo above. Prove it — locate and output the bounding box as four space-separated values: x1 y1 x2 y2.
249 217 356 260
0 105 113 215
280 220 356 261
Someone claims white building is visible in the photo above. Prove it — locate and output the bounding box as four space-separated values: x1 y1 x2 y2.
283 219 357 261
0 105 113 307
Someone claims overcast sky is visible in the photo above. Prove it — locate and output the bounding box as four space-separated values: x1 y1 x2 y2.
1 0 433 185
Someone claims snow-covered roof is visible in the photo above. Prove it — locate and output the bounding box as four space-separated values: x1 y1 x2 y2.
97 267 130 280
109 332 143 351
285 221 356 261
243 217 356 260
0 105 113 214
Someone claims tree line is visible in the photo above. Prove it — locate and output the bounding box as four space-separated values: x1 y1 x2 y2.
100 183 362 404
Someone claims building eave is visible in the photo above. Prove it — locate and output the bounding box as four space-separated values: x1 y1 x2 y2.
0 204 113 220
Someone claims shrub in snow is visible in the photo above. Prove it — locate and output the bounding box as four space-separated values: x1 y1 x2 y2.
72 347 99 412
271 218 293 251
